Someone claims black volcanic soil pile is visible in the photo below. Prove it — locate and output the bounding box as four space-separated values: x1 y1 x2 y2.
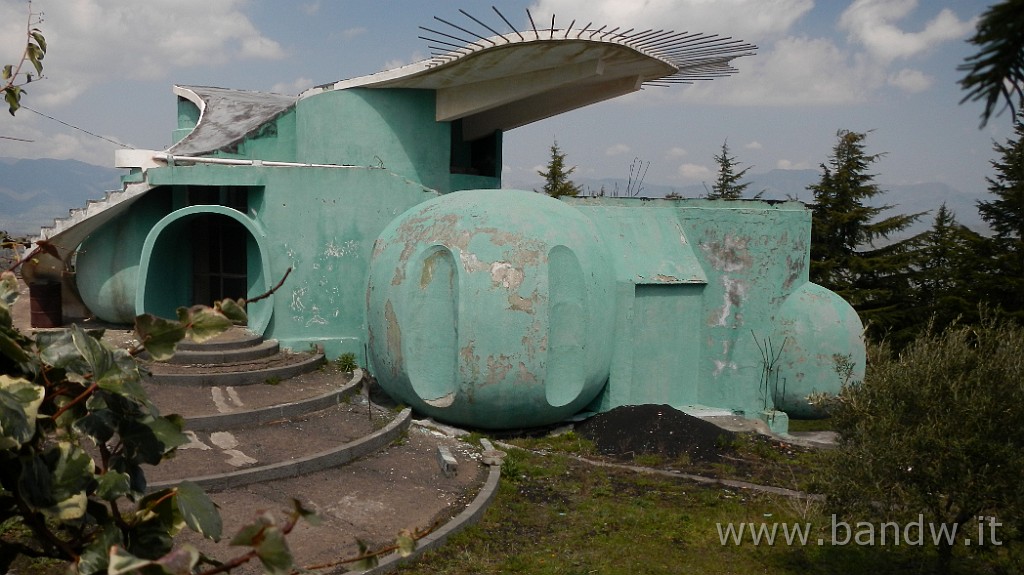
575 404 736 463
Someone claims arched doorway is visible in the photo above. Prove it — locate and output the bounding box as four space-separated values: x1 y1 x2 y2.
136 206 274 335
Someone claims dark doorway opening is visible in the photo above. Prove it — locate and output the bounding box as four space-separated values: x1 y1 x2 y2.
190 215 248 307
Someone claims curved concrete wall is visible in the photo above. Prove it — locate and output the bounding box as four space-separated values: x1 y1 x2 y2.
367 190 615 429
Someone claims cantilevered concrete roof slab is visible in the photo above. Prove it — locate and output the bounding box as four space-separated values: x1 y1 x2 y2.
303 10 756 140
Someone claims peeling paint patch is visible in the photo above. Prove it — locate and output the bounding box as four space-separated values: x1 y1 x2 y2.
517 362 538 385
384 300 403 377
712 360 738 376
485 354 513 386
709 276 748 327
290 285 308 312
508 289 540 314
424 392 455 407
459 251 489 273
490 261 524 290
700 234 753 272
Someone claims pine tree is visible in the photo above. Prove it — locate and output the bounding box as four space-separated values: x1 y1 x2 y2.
809 129 923 340
537 141 582 198
977 114 1024 319
913 203 985 331
708 140 751 200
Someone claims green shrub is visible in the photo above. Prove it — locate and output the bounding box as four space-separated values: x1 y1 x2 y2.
818 317 1024 573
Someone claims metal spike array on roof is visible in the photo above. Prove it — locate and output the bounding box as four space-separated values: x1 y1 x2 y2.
419 6 757 86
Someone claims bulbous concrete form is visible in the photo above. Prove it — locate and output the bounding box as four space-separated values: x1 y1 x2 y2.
367 190 615 429
772 282 866 418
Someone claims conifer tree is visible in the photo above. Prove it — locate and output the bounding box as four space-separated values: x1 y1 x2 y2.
537 141 582 198
913 203 985 331
708 140 751 200
809 129 923 340
977 114 1024 319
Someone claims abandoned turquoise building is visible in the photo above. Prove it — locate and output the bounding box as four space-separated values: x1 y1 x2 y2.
33 12 865 431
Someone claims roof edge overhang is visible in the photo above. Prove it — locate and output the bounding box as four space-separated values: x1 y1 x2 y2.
301 24 755 138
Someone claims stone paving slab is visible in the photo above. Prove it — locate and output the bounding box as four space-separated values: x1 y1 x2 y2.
143 400 391 484
142 363 357 419
171 425 489 575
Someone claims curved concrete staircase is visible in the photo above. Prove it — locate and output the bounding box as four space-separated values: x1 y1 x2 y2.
139 329 502 574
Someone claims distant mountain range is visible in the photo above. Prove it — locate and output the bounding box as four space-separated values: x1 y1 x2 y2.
0 157 123 237
508 168 990 238
0 158 989 240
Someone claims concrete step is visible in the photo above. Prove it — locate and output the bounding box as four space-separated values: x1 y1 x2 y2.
144 366 362 429
159 338 280 365
165 424 494 572
177 327 263 352
146 403 411 491
143 349 326 386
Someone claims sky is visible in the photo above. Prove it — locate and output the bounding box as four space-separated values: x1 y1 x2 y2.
0 0 1010 209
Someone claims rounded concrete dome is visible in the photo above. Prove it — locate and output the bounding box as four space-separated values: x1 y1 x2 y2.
772 282 866 419
367 190 615 429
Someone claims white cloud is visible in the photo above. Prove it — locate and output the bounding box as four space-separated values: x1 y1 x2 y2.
677 35 880 106
606 143 630 156
839 0 976 62
529 0 813 42
341 27 368 41
300 2 321 16
666 147 688 158
777 159 811 170
0 1 286 108
271 77 315 95
745 141 763 150
678 162 711 181
887 68 932 93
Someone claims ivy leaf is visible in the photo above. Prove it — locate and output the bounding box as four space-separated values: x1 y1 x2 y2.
396 529 416 557
0 376 43 449
255 525 293 575
107 546 153 575
215 298 248 324
40 441 95 521
175 481 222 541
154 545 201 575
0 271 18 307
96 470 132 501
352 539 379 570
135 313 186 361
1 64 11 80
186 307 232 344
291 498 320 526
71 324 114 381
0 330 31 365
76 523 124 575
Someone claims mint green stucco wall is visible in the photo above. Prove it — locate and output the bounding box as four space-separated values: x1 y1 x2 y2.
367 192 865 429
72 83 864 432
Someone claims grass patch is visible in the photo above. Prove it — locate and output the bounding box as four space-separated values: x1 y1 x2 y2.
787 417 835 433
398 448 973 575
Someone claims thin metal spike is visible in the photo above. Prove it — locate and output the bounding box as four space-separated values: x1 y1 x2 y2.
641 31 701 51
550 14 555 39
621 28 654 41
527 9 539 40
599 26 621 40
632 30 676 48
608 27 634 41
575 22 592 39
564 19 575 39
460 9 506 43
626 29 663 44
492 6 524 41
434 15 496 45
419 26 485 49
588 25 607 39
